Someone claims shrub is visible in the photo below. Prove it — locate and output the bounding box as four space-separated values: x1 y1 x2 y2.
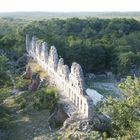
32 87 58 111
15 76 30 90
0 106 12 129
15 87 58 111
0 86 12 103
15 96 26 109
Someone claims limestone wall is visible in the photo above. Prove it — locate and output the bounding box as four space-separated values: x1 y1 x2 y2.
26 35 94 118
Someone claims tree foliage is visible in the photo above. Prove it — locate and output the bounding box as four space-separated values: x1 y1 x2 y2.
0 56 9 85
1 17 140 76
102 77 140 139
21 18 140 76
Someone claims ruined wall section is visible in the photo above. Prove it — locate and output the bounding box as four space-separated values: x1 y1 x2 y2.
26 35 93 119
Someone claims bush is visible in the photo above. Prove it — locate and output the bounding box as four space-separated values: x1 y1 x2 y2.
15 87 58 111
0 86 12 103
32 87 58 111
101 77 140 139
15 96 26 109
0 106 12 129
15 76 30 90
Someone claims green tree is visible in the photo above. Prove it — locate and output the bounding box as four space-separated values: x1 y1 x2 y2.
102 76 140 139
0 56 9 85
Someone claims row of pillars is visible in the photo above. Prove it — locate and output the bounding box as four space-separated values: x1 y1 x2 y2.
31 52 88 117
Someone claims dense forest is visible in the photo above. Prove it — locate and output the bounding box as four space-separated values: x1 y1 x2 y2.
1 17 140 77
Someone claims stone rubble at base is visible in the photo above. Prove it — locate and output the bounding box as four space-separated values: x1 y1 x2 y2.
26 35 94 119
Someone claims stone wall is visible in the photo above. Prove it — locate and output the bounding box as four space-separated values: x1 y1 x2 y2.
26 35 94 119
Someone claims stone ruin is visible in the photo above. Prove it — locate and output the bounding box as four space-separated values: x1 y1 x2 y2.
26 35 94 119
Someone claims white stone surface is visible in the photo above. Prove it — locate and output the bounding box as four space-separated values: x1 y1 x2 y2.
86 88 104 105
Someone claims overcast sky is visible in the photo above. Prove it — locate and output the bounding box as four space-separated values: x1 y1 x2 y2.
0 0 140 12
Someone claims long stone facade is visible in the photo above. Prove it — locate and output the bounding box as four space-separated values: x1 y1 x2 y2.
26 35 94 119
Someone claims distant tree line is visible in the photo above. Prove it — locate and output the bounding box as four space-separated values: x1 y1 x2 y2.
1 17 140 77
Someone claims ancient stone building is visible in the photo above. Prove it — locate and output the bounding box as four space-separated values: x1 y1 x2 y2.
26 35 94 119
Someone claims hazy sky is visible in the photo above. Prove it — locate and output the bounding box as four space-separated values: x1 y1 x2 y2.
0 0 140 12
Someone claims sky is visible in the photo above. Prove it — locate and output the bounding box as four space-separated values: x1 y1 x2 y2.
0 0 140 12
